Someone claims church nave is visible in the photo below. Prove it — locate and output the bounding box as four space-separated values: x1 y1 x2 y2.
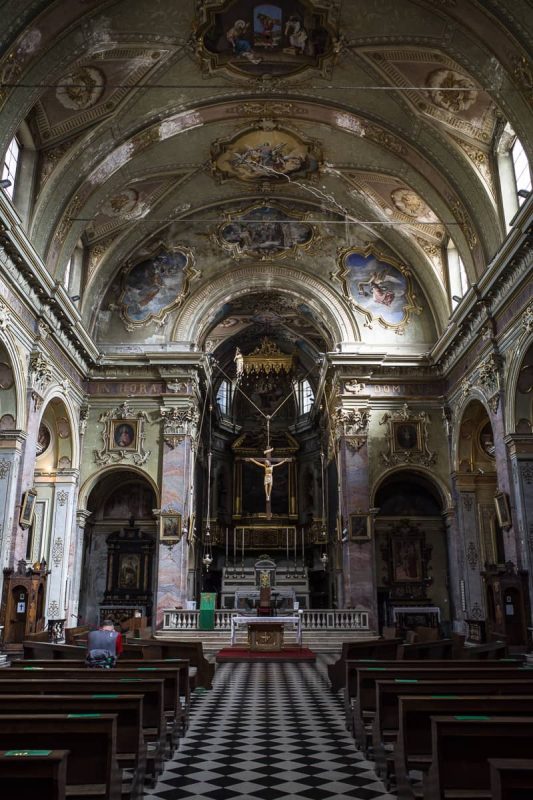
146 660 396 800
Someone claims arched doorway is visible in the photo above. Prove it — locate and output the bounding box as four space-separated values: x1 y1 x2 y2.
80 470 157 627
373 471 450 636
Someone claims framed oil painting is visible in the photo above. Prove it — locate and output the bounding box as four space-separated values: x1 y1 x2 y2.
160 513 182 542
336 246 422 333
494 491 511 529
392 537 422 582
110 420 138 451
94 402 150 467
392 420 420 453
197 1 336 80
117 245 196 329
118 553 141 590
20 488 37 528
349 513 371 541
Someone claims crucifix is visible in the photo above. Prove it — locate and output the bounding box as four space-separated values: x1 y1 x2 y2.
244 447 292 519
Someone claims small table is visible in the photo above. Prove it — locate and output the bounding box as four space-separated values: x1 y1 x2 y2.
231 614 302 647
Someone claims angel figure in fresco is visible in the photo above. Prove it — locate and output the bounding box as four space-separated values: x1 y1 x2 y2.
285 15 308 54
226 20 262 64
357 269 405 307
244 447 292 518
256 13 281 47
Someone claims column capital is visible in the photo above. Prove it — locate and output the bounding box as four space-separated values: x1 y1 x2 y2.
76 509 92 528
158 401 200 450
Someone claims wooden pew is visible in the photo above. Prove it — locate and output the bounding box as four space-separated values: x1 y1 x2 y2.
14 659 189 739
461 640 508 659
394 695 533 800
489 758 533 800
343 657 523 730
373 678 533 786
351 664 531 751
0 714 121 800
64 626 89 645
0 749 69 800
0 677 165 785
23 641 87 659
16 645 192 745
424 717 533 800
396 639 453 660
0 694 146 800
127 639 214 690
328 638 403 693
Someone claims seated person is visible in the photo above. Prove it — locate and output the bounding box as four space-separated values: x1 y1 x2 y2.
86 618 123 668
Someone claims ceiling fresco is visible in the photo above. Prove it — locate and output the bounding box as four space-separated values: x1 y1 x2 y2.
196 0 337 79
214 202 317 261
0 0 530 356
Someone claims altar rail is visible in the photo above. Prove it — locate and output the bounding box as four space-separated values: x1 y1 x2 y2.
162 608 369 632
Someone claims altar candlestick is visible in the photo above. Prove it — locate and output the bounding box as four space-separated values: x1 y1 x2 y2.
241 527 245 576
301 527 305 573
286 527 289 572
294 527 297 567
225 527 228 570
233 527 236 571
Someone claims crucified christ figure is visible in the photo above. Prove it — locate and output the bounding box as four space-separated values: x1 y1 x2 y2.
245 447 292 519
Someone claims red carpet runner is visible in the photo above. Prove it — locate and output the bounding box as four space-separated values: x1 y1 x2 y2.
216 647 316 663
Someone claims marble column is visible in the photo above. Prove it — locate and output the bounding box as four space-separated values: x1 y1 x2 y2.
455 478 485 620
156 401 199 627
506 435 533 620
442 506 464 627
45 479 78 623
491 400 519 565
0 432 25 590
68 509 91 624
337 405 377 626
10 388 42 565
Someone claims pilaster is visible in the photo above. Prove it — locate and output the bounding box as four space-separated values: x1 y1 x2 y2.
156 397 200 626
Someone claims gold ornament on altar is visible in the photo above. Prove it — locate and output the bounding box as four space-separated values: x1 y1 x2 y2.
234 338 294 377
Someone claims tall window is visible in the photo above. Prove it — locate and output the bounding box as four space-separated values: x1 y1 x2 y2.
447 239 468 309
297 379 314 415
2 136 20 199
511 137 532 205
217 379 231 415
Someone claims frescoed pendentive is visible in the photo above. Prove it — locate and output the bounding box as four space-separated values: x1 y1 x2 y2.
216 203 315 259
197 1 335 79
212 127 321 183
116 246 196 328
336 246 422 333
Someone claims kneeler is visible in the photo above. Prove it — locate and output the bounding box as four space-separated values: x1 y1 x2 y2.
198 592 216 630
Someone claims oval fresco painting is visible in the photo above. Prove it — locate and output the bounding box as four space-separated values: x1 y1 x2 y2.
118 247 194 327
337 247 422 333
198 1 334 79
218 204 314 259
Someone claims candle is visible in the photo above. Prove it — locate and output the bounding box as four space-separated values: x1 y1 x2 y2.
233 527 236 569
286 527 289 568
225 527 228 568
301 527 305 572
294 527 297 565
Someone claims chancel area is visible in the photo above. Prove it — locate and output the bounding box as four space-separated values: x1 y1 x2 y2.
0 1 533 798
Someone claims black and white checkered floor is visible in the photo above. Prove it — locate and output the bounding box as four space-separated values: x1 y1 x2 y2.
146 657 397 800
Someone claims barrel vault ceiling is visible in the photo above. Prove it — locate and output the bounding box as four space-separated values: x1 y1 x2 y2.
0 0 531 354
